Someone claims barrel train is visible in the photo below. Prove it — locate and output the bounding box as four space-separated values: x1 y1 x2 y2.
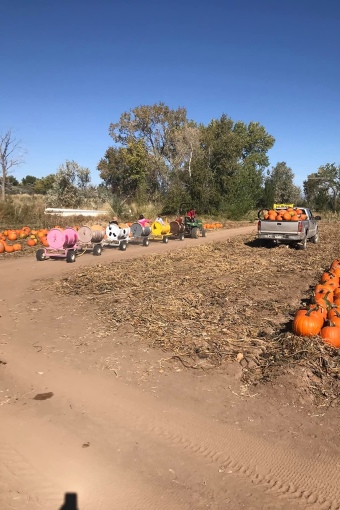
36 218 207 263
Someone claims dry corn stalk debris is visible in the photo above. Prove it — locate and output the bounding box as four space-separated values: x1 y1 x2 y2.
55 223 340 404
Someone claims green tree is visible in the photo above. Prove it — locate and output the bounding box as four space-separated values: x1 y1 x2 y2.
108 102 190 193
47 161 93 208
303 163 340 211
264 162 301 205
22 175 37 186
191 115 275 215
98 140 150 201
34 174 56 194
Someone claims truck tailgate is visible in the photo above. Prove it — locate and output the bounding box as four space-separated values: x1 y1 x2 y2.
258 220 300 234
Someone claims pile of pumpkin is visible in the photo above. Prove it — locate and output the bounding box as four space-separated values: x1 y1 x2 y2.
203 222 223 229
292 259 340 348
0 226 49 253
262 207 307 221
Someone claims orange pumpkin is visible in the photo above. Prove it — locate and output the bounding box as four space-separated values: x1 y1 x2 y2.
7 231 17 241
13 243 22 251
0 241 5 253
321 271 338 285
41 236 49 247
27 239 37 247
309 303 327 321
320 326 340 348
292 309 322 336
315 284 334 299
330 316 340 328
294 307 324 327
4 244 14 253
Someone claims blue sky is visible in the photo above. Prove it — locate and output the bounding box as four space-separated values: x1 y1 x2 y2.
1 0 339 188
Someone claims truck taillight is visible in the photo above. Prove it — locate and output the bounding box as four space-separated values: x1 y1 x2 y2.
257 220 261 231
298 221 302 232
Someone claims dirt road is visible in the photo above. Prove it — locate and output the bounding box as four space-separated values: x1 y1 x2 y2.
1 225 340 510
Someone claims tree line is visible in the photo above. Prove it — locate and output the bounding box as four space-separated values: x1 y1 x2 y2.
1 104 339 217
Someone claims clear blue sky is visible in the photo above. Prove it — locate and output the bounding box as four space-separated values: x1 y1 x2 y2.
1 0 339 188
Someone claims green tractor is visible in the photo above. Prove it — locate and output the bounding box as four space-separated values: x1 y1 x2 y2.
178 203 206 239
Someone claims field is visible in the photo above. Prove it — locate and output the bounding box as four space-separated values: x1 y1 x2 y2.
1 222 340 510
56 222 340 404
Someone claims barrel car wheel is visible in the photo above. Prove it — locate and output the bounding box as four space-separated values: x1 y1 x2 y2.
36 249 46 261
66 250 76 263
93 244 102 256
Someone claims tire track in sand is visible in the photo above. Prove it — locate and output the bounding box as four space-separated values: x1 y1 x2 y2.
67 376 340 510
0 442 61 510
2 348 340 510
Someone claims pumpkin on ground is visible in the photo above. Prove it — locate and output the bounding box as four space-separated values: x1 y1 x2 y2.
308 303 327 321
320 271 338 284
292 309 323 336
7 231 17 241
320 326 340 348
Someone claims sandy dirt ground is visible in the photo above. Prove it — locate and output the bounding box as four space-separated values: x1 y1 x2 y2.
1 225 340 510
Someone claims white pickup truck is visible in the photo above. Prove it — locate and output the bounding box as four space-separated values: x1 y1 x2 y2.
257 207 321 249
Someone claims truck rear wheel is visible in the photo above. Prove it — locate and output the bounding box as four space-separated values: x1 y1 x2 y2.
311 229 319 244
299 237 307 250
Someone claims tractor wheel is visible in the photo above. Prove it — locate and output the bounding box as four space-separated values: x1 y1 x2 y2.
93 244 102 256
66 250 76 263
191 227 199 239
36 249 46 261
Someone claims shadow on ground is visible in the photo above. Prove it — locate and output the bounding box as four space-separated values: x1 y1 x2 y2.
59 493 78 510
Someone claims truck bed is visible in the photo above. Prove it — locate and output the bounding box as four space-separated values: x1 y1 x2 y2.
257 206 320 248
